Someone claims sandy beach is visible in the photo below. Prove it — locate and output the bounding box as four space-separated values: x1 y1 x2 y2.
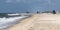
6 13 60 30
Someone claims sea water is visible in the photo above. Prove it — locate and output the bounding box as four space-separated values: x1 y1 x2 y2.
0 16 27 30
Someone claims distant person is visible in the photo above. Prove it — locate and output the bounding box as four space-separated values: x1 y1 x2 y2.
52 10 56 14
37 11 39 14
26 11 30 13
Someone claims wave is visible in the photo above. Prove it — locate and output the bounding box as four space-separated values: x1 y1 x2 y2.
0 15 28 30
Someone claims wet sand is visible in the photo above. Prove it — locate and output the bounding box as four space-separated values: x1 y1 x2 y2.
6 13 60 30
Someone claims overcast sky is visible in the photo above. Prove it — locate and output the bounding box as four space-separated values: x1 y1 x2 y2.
0 0 60 13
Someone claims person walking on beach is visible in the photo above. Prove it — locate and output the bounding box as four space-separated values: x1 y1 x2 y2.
52 10 56 14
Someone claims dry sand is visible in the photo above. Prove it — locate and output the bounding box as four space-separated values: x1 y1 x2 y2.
6 13 60 30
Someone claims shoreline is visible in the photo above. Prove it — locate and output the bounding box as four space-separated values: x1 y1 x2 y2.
6 13 60 30
0 15 31 30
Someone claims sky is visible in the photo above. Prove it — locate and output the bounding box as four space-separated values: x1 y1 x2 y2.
0 0 60 13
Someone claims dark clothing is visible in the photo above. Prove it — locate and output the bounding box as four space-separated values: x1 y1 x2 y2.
52 10 56 14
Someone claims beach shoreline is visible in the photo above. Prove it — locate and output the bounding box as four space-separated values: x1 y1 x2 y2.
6 13 60 30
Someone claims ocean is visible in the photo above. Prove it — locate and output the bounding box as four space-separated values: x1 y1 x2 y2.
0 15 28 30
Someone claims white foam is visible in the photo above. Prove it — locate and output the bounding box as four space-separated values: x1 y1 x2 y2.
0 16 27 29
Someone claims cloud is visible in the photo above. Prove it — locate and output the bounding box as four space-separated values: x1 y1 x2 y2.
5 0 20 3
5 0 54 4
5 0 41 3
47 0 51 4
16 0 20 1
6 0 12 3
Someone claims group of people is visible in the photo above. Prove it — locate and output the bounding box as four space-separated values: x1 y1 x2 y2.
37 10 56 14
